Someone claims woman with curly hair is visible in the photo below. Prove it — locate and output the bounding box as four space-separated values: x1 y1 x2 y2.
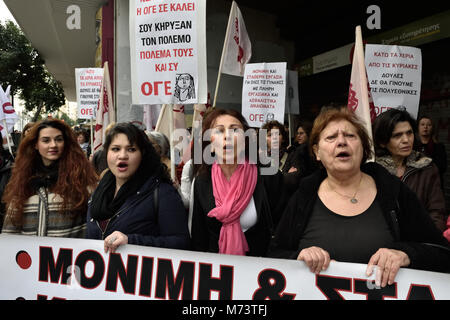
1 119 98 237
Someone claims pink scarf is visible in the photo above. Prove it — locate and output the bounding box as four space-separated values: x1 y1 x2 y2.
208 160 258 255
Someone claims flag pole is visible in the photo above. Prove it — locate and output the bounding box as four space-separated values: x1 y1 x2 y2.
288 114 292 148
90 117 94 148
212 1 236 108
2 119 13 158
354 25 375 160
155 104 167 132
168 104 176 181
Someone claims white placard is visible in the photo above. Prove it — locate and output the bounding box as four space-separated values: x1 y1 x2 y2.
242 62 287 128
129 0 207 105
1 235 449 300
365 44 422 118
75 68 104 119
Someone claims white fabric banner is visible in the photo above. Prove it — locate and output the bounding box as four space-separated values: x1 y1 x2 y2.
242 63 287 128
0 85 19 137
365 44 422 119
129 0 207 105
75 68 103 119
220 1 252 77
1 235 449 300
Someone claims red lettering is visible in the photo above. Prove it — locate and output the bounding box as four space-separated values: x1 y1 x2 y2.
249 114 265 122
141 81 172 96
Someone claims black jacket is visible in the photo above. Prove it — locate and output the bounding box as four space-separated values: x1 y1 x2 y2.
191 167 284 257
87 176 190 250
268 162 450 273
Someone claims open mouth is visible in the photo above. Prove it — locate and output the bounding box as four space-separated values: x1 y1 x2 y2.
223 144 235 152
117 162 128 172
336 151 350 159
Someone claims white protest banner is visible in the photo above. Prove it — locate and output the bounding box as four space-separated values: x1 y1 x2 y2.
242 63 287 128
1 234 449 300
75 68 103 119
365 44 422 118
129 0 207 105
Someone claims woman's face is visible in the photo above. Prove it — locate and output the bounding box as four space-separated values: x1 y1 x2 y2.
295 127 308 144
266 128 283 151
177 74 191 89
385 121 414 161
35 127 65 166
107 133 142 187
210 115 245 165
418 118 432 137
77 133 86 144
313 119 363 176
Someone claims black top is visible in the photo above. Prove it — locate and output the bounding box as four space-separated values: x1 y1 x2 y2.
268 162 450 274
298 197 394 264
191 167 284 257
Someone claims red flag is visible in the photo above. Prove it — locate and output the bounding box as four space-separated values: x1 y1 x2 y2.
347 26 375 159
93 61 115 152
220 1 251 76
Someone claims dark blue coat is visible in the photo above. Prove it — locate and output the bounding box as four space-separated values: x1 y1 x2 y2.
86 176 190 250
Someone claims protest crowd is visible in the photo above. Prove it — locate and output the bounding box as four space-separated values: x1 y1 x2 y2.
0 0 449 301
0 103 449 291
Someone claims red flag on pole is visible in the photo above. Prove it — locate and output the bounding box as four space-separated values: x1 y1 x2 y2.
347 26 375 159
93 61 115 152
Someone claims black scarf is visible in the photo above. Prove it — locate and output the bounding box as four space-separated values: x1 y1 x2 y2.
90 164 154 221
29 159 59 192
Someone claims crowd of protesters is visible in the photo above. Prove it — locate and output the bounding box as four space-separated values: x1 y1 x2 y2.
0 105 450 288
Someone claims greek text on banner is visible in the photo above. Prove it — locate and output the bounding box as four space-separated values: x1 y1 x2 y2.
1 235 449 300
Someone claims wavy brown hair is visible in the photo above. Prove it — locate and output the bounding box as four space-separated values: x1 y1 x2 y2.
3 119 98 226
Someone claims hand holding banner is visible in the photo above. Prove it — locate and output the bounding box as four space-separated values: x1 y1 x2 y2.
1 235 449 300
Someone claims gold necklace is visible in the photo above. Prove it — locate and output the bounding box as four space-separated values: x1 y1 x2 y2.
327 174 363 204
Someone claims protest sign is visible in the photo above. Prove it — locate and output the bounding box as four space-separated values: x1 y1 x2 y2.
365 44 422 118
75 68 103 119
129 0 207 105
242 63 287 128
1 234 449 300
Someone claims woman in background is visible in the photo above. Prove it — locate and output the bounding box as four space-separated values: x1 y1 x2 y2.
373 108 446 231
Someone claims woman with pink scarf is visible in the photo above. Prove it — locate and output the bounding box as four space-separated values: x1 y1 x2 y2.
191 108 284 256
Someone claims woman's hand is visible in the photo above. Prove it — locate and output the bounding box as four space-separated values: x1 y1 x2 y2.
366 248 410 288
297 246 331 274
104 231 128 253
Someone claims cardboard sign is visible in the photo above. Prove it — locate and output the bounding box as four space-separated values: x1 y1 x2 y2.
365 44 422 118
242 63 287 128
75 68 104 119
129 0 207 105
